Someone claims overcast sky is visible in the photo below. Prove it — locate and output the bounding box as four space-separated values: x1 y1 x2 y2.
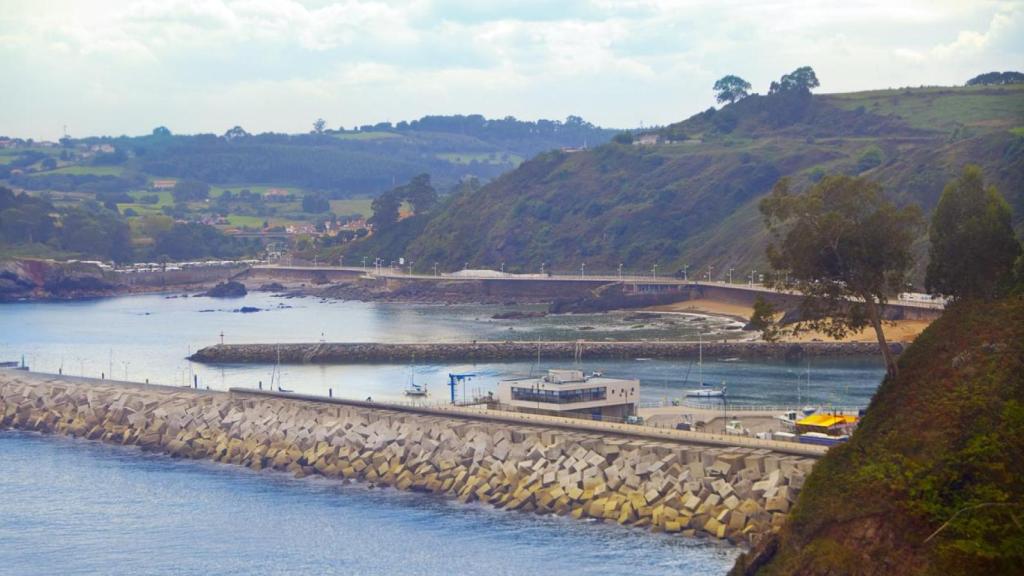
2 0 1022 140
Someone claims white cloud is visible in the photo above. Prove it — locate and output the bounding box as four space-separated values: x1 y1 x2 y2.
0 0 1021 139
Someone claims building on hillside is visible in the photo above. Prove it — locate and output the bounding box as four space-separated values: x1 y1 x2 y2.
264 189 292 200
497 369 640 420
634 133 660 146
151 179 177 190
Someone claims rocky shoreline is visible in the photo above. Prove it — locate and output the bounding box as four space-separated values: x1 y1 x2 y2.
0 370 814 546
190 340 898 364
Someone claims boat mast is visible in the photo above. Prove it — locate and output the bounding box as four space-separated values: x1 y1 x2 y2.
698 330 703 386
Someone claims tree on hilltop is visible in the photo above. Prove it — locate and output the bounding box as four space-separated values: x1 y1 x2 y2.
925 165 1022 302
966 71 1024 86
760 174 922 377
312 118 327 134
769 66 820 95
713 75 752 104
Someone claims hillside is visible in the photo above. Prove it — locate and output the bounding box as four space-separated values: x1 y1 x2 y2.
730 296 1024 575
347 85 1024 281
0 114 615 199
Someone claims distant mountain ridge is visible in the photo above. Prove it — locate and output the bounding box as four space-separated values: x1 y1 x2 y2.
347 84 1024 282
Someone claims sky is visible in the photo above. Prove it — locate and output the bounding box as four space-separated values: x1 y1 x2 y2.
1 0 1022 140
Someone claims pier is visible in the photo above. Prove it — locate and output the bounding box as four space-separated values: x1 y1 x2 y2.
2 368 817 544
189 340 899 364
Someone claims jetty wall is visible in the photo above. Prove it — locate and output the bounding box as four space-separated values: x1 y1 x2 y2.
0 370 814 544
189 340 898 364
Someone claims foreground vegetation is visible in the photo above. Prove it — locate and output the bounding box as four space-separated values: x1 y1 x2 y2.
731 296 1024 575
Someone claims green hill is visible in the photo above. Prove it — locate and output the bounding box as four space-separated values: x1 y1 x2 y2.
348 85 1024 280
730 296 1024 575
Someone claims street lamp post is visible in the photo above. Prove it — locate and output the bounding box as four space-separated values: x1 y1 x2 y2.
540 262 545 275
433 262 438 277
652 264 658 280
580 262 585 279
708 265 714 283
618 263 623 280
682 264 689 282
362 257 367 272
728 267 734 284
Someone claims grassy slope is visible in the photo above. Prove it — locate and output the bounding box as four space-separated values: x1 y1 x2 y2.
348 85 1024 278
733 297 1024 576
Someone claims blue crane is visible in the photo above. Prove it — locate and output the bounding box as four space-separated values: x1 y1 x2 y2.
447 373 476 404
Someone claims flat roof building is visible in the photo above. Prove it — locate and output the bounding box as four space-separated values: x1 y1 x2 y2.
497 369 639 420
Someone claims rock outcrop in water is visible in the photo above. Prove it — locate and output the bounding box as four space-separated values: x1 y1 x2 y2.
204 281 248 298
0 259 118 301
0 370 817 545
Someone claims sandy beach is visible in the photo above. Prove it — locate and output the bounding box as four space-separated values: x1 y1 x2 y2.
646 299 932 344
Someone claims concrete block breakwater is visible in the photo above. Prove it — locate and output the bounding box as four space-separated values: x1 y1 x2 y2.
190 341 898 364
0 371 814 545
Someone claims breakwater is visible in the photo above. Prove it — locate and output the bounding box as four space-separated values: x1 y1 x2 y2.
190 340 899 364
1 370 814 545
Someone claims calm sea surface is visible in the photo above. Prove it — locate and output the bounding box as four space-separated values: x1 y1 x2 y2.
0 293 886 575
0 431 738 576
0 292 885 406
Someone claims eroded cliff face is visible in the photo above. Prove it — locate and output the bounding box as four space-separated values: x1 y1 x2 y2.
0 259 117 301
731 297 1024 576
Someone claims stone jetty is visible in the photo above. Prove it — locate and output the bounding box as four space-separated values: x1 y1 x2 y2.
0 370 815 545
190 340 897 364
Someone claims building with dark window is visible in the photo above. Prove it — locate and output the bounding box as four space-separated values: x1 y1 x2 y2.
497 369 639 420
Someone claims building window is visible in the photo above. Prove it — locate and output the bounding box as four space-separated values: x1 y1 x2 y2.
511 386 608 404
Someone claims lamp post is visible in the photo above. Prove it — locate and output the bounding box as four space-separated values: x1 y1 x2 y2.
652 264 658 280
708 264 714 283
433 262 438 277
682 264 689 282
618 263 623 280
362 256 367 272
500 262 504 275
540 262 545 275
728 267 734 284
580 262 585 279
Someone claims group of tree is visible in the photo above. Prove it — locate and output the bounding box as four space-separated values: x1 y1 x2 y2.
0 187 132 262
756 164 1022 377
368 174 438 232
151 221 257 261
965 71 1024 86
712 66 819 105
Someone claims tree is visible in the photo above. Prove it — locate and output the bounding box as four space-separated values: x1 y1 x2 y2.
368 192 401 231
966 71 1024 86
152 126 172 137
404 173 437 214
760 175 922 377
713 75 752 104
223 126 250 142
312 118 327 134
301 193 331 213
925 165 1022 302
612 132 634 145
748 296 782 342
172 179 210 202
769 66 820 95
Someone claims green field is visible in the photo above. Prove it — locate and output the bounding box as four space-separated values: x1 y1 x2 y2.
329 197 373 216
209 184 303 197
826 84 1024 131
48 164 125 176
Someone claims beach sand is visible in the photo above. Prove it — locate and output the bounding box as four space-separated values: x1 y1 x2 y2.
645 299 932 343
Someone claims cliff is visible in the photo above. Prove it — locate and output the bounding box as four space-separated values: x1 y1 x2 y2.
731 296 1024 575
0 258 118 301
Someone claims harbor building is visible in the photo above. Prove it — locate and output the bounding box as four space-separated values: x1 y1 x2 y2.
496 369 640 420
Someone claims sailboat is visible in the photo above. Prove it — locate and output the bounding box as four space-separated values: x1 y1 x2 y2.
685 331 726 398
271 346 293 393
404 365 428 397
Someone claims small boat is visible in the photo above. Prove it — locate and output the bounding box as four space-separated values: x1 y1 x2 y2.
685 384 726 398
404 382 428 397
777 410 801 430
724 419 749 436
798 432 849 447
684 332 727 398
404 366 428 397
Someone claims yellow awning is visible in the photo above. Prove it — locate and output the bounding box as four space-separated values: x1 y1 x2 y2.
796 413 857 428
